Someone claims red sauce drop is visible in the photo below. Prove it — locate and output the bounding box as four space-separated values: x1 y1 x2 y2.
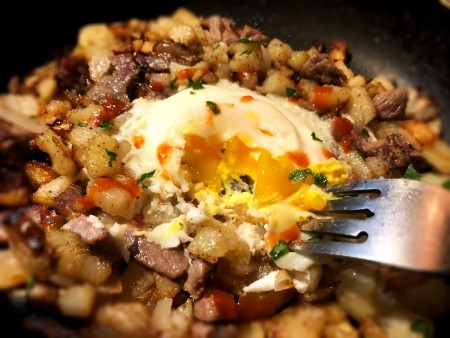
332 116 353 141
322 148 337 159
157 143 173 165
240 95 254 103
133 134 145 149
312 86 333 111
286 151 310 168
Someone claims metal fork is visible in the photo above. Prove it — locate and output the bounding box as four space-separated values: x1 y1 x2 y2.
295 178 450 274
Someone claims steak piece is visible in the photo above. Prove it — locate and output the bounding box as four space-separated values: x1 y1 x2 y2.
301 53 346 85
129 236 189 279
373 88 408 120
183 258 210 299
62 215 109 245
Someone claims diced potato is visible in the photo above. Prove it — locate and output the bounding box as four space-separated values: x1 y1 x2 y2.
25 160 59 188
35 129 78 177
32 175 73 206
92 302 152 338
56 243 112 285
287 50 309 71
188 221 242 263
82 133 123 178
422 139 450 174
259 70 295 96
0 249 30 290
267 38 293 65
90 185 136 220
66 104 104 124
58 283 97 318
120 261 156 302
343 87 377 125
401 120 436 145
169 24 198 46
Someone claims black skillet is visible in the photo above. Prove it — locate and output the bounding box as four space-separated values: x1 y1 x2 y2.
1 0 449 139
0 0 449 336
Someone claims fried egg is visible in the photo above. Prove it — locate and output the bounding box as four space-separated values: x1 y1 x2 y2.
115 79 351 252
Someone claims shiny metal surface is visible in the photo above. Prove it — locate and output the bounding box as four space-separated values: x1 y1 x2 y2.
298 179 450 274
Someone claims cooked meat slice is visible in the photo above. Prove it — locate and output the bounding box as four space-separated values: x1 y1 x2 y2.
194 288 239 322
56 56 92 94
301 53 346 85
87 53 141 103
183 258 210 299
365 133 416 175
62 215 109 245
53 184 85 218
237 25 268 42
153 40 200 66
191 321 238 338
372 88 408 120
202 16 240 44
129 236 189 279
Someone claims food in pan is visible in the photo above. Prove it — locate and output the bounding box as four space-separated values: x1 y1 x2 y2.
1 7 449 338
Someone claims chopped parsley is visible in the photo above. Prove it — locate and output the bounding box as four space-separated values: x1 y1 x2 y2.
26 275 36 291
311 132 323 142
105 149 117 167
206 101 221 115
289 168 328 187
285 87 299 98
289 168 313 182
188 79 204 90
138 170 156 188
269 240 290 260
77 122 88 127
213 43 221 50
100 120 114 130
442 179 450 190
190 91 196 95
410 319 432 338
314 173 328 188
238 38 257 44
404 164 422 181
361 128 370 138
240 49 253 56
169 77 177 88
78 104 87 109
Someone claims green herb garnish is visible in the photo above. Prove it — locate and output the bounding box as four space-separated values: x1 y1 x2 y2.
169 77 177 88
410 318 432 338
314 173 328 188
442 179 450 190
26 276 35 291
213 43 221 50
404 164 422 181
286 87 299 98
289 168 313 182
105 149 117 167
240 49 252 56
238 38 255 44
269 240 290 260
78 104 87 109
188 79 204 90
361 128 370 138
311 132 323 142
206 101 221 115
77 122 88 127
138 170 156 188
100 120 114 130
